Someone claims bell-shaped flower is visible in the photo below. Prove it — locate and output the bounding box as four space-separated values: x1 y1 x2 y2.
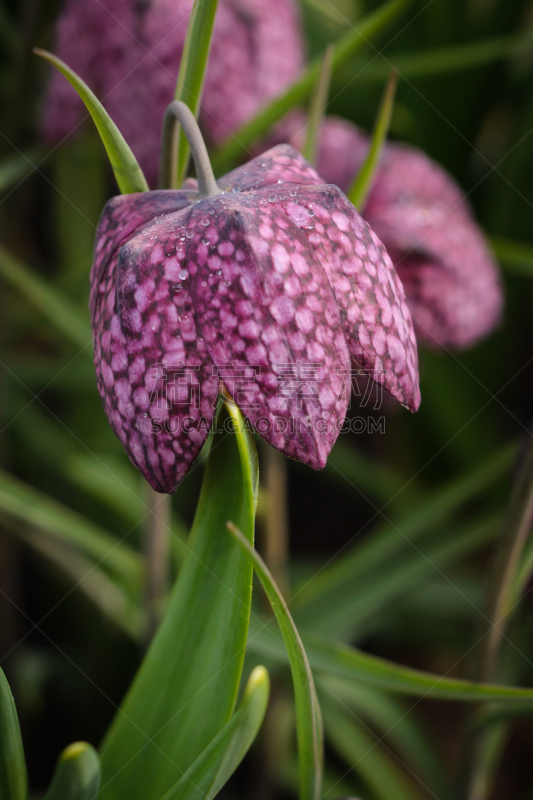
91 144 420 492
42 0 304 186
272 113 503 349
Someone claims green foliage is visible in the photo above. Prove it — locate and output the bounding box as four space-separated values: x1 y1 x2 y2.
44 743 101 800
229 524 323 800
33 50 148 194
0 670 27 800
99 405 258 800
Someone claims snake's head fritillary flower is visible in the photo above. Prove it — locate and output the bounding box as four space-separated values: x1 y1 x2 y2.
91 144 420 492
41 0 304 186
272 113 503 350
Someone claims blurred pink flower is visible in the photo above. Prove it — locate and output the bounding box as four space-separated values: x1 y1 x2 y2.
42 0 304 186
273 112 503 350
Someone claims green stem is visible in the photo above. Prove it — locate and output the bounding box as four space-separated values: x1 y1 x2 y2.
159 100 222 197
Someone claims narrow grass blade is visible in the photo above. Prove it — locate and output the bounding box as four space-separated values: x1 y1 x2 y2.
322 676 451 799
294 515 499 640
321 697 423 800
0 244 91 349
0 149 42 193
491 237 533 277
0 467 141 593
33 49 148 194
301 45 334 167
292 444 516 618
164 666 269 800
248 619 533 704
99 405 258 800
45 742 100 800
171 0 219 187
348 29 533 82
228 522 323 800
0 669 27 800
348 69 398 211
210 0 412 173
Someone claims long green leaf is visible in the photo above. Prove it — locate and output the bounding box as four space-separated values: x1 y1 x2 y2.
0 669 27 800
228 523 323 800
33 49 148 194
172 0 219 187
301 45 334 166
0 468 141 593
164 665 269 800
0 149 42 193
345 28 533 82
491 236 533 277
210 0 412 173
248 620 533 704
0 245 91 349
321 676 450 799
292 444 516 618
348 69 398 211
99 404 258 800
294 515 499 640
321 697 423 800
45 742 101 800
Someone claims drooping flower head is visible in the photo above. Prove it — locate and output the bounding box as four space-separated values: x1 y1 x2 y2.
92 144 420 492
42 0 304 185
273 113 503 350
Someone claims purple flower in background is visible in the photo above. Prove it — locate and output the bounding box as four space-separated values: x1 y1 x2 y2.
274 113 503 350
42 0 304 185
91 145 420 493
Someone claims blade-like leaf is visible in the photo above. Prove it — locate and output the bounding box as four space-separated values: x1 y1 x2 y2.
210 0 412 173
321 696 424 800
0 245 91 349
346 28 533 82
45 742 101 800
171 0 219 187
292 444 516 620
0 149 42 193
348 69 398 211
99 404 258 800
228 523 323 800
0 669 27 800
248 620 533 704
491 236 533 277
301 45 334 166
0 467 141 593
321 676 451 799
33 49 148 194
164 665 269 800
294 515 499 641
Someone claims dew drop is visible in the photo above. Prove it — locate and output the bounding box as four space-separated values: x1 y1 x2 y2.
202 237 210 246
201 218 210 226
232 186 240 193
290 190 297 197
268 196 276 203
178 270 188 280
308 208 315 216
186 230 194 239
172 283 183 292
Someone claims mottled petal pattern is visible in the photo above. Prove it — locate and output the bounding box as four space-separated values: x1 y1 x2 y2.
187 196 350 468
92 208 218 493
219 144 323 193
263 184 420 411
266 114 503 350
91 146 420 491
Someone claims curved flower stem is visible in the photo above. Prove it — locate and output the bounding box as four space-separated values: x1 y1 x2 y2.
159 100 223 197
464 437 533 800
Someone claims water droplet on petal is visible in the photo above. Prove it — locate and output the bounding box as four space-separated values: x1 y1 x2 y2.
202 237 210 246
201 218 210 226
186 230 194 239
290 190 297 197
232 186 240 193
178 270 188 280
